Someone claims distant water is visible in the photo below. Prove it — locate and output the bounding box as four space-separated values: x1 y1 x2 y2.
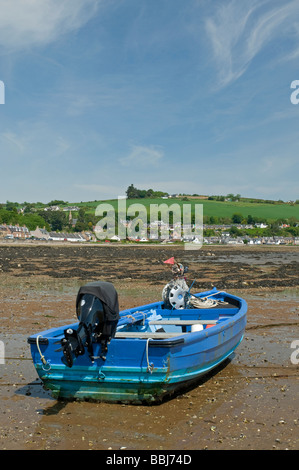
185 251 298 265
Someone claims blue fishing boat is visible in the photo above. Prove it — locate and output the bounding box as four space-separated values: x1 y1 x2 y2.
28 261 247 404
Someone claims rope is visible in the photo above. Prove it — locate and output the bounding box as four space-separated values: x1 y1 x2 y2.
190 297 219 308
36 335 51 371
146 338 154 374
189 290 227 309
124 315 135 321
124 312 147 325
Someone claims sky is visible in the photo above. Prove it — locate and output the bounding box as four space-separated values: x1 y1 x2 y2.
0 0 299 203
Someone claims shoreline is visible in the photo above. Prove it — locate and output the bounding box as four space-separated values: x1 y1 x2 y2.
0 239 298 249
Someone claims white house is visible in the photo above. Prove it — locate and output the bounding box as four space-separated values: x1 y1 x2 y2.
255 223 268 229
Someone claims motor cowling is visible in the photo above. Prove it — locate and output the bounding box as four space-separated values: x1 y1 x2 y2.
60 281 119 367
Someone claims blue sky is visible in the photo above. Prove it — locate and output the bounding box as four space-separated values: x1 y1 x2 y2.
0 0 299 203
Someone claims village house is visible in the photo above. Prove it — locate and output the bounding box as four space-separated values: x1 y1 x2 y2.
223 237 244 245
255 223 268 229
62 206 80 212
48 232 87 242
0 224 10 237
43 205 60 212
30 226 50 240
10 224 30 239
0 223 30 239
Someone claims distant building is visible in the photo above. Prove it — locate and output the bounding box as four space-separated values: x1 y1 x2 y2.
0 224 10 238
3 224 30 239
48 232 86 242
30 227 49 240
255 223 268 229
44 205 60 211
62 206 79 212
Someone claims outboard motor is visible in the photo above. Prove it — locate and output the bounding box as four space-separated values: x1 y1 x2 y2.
59 281 119 367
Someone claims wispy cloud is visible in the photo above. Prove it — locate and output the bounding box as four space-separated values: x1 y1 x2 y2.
205 0 299 87
0 121 72 162
0 131 25 152
0 0 100 50
119 145 164 168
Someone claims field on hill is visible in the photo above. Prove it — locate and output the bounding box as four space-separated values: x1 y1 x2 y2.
73 198 299 222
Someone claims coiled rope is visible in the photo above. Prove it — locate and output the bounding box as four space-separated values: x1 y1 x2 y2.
189 291 227 309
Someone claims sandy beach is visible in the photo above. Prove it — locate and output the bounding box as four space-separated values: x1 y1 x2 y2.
0 243 298 450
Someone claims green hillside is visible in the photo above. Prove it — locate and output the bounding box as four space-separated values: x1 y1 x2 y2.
2 196 298 236
74 197 299 223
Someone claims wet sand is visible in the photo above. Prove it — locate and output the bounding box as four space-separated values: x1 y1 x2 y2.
0 243 298 450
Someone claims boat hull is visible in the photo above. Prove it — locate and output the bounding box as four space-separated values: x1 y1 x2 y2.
28 288 247 403
34 340 242 403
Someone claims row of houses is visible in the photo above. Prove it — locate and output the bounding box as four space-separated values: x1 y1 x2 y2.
117 221 294 232
0 224 30 239
0 223 298 245
43 205 80 212
0 224 93 242
32 227 94 242
204 235 299 245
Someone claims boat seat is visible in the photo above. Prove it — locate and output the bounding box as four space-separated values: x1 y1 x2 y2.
148 319 218 325
115 331 188 339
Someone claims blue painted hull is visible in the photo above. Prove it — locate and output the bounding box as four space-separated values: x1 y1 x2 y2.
28 288 247 403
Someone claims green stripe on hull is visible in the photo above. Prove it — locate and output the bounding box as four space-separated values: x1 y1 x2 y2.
36 338 241 403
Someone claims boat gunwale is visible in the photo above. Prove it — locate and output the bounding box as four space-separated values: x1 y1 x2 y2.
27 289 247 350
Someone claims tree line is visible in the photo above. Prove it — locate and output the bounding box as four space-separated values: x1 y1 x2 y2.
0 204 96 233
126 184 168 199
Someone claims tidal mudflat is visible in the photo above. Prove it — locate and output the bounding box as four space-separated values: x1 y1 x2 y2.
0 243 298 450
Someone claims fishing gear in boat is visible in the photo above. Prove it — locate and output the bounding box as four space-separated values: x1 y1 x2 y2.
189 293 221 308
162 279 189 309
57 281 119 367
162 257 190 309
162 257 225 309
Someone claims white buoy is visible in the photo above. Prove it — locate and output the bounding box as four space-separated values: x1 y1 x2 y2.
191 324 203 332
